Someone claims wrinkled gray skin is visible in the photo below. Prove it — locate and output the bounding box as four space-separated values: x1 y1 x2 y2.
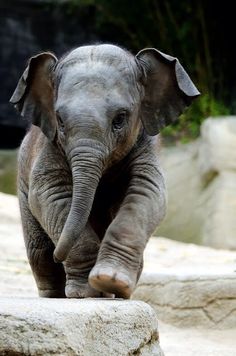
11 44 199 298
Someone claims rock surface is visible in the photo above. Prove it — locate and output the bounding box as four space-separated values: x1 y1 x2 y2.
157 141 202 244
198 117 236 249
0 298 163 356
0 192 36 297
133 237 236 328
158 116 236 249
199 116 236 175
160 322 236 356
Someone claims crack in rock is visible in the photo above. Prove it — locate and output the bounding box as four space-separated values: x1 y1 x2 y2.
128 330 161 356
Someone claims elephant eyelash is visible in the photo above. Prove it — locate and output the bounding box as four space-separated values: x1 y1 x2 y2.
112 111 129 131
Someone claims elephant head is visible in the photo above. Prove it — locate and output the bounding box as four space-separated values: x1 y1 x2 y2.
10 44 200 262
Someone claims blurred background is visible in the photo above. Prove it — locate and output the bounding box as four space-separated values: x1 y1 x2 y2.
1 0 236 248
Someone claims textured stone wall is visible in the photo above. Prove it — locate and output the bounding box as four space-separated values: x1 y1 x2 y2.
158 117 236 250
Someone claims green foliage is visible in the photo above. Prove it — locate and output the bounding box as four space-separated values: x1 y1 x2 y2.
162 94 230 144
0 151 17 195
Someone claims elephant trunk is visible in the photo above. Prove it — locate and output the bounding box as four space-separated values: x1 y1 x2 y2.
53 143 105 263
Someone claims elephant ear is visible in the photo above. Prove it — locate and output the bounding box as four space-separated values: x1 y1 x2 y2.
136 48 200 136
10 52 58 141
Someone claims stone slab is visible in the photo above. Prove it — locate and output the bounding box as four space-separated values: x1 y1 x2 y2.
0 298 163 356
132 237 236 328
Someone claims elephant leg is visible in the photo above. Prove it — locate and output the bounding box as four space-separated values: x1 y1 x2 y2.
89 167 165 299
64 223 113 298
19 191 66 297
136 256 144 283
89 229 144 300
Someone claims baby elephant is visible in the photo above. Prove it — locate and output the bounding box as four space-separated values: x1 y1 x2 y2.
11 44 199 299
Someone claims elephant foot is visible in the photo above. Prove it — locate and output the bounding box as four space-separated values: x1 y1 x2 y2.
89 263 134 299
66 280 100 298
65 280 113 298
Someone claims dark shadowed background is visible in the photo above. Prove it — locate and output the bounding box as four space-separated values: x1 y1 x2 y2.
0 0 235 147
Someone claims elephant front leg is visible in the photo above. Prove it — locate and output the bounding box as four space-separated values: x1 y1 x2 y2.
64 223 113 298
88 211 146 299
30 184 105 298
19 191 66 298
89 162 166 299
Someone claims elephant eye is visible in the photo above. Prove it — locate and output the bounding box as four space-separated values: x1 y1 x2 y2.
112 111 128 130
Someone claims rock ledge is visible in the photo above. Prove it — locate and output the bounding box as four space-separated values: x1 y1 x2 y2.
133 237 236 328
0 297 164 356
